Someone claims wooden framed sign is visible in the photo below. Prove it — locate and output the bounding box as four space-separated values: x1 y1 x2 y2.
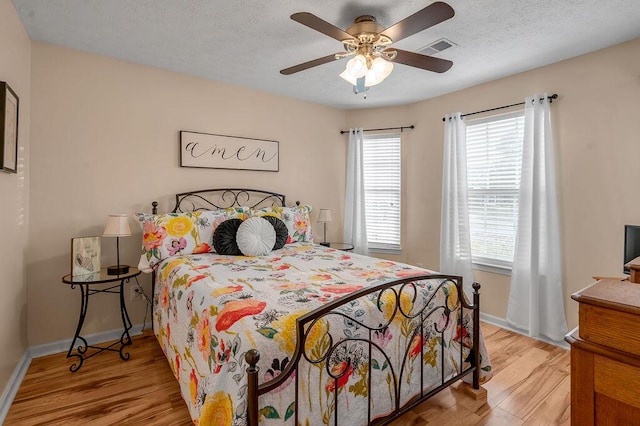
1 82 19 173
180 131 279 172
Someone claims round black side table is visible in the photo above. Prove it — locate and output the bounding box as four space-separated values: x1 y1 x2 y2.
325 242 355 251
320 243 353 251
62 267 141 372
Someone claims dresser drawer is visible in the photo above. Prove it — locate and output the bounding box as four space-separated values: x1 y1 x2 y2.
579 303 640 355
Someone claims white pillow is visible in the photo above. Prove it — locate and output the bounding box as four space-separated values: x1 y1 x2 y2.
236 217 276 256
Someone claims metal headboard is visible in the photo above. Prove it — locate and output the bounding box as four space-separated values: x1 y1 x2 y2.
149 187 288 332
151 188 287 214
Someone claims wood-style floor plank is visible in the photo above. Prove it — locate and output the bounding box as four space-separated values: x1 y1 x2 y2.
5 324 570 425
522 376 571 426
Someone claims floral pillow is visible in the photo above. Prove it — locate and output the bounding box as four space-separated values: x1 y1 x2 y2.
251 205 313 243
136 207 251 272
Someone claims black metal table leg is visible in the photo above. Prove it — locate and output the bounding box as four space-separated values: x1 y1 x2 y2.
62 268 142 372
118 277 133 360
66 283 89 372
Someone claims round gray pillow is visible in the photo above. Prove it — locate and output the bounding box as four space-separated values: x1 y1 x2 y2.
236 217 276 256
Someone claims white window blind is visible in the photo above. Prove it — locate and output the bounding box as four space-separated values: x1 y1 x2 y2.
363 134 401 251
466 112 524 269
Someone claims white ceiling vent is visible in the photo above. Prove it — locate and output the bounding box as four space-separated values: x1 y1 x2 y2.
418 38 456 56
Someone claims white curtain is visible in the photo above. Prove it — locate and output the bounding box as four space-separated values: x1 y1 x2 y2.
440 113 474 294
507 94 568 341
344 128 368 255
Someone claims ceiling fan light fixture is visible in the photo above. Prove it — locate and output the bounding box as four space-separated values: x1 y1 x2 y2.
364 57 393 87
364 68 382 87
345 54 368 78
371 57 393 78
342 54 393 88
339 69 358 86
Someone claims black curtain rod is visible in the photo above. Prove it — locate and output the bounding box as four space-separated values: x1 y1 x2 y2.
339 125 414 134
441 94 559 122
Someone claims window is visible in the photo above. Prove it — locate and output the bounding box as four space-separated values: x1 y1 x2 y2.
466 112 524 271
363 134 401 252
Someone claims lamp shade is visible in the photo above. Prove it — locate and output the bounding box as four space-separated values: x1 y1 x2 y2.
345 54 367 79
103 214 131 237
339 69 358 86
317 209 333 223
340 54 393 89
365 57 393 87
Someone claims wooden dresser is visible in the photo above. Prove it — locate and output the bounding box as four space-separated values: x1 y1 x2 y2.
566 279 640 425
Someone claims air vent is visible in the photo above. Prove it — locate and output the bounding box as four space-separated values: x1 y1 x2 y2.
418 38 456 56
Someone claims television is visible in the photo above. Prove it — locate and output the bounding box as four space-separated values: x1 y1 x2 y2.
624 225 640 274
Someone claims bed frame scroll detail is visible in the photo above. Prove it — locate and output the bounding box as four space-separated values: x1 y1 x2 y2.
245 276 482 425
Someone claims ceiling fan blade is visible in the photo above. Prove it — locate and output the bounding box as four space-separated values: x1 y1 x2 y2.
392 49 453 73
291 12 355 42
380 2 454 43
280 53 343 75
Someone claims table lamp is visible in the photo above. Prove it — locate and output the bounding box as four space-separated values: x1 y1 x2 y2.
317 209 332 247
103 214 131 275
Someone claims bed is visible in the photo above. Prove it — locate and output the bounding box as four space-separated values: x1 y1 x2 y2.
139 188 491 425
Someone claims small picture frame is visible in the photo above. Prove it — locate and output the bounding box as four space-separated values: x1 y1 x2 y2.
0 82 19 174
71 237 101 277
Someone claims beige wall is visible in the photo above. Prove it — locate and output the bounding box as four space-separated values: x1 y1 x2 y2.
346 37 640 331
16 20 640 349
27 42 347 346
0 0 30 396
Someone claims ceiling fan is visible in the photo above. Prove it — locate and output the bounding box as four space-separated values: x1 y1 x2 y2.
280 2 455 92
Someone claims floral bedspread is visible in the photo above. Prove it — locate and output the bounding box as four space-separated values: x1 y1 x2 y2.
153 243 492 425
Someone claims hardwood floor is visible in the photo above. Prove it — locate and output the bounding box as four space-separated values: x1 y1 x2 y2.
5 323 570 425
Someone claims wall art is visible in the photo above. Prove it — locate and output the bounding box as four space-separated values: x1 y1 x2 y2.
0 82 19 173
71 236 101 277
180 131 279 172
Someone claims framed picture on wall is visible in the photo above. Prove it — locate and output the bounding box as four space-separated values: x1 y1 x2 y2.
0 81 19 174
180 131 279 172
71 236 101 277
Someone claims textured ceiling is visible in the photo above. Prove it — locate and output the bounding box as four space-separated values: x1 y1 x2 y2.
11 0 640 109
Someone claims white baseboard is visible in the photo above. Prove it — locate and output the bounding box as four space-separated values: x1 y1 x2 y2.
29 324 145 358
480 312 570 350
0 350 31 424
0 324 146 425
